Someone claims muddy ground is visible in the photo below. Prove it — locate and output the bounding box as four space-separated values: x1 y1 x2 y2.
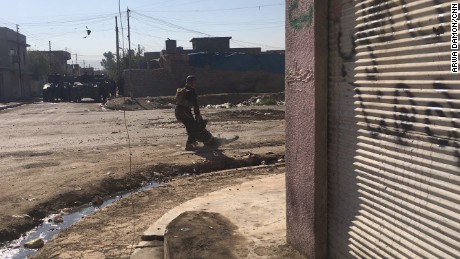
32 166 304 259
0 98 287 257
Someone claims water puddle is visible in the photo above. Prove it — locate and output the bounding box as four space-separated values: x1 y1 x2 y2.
0 182 160 259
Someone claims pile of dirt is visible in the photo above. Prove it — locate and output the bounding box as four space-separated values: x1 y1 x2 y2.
206 109 285 122
236 93 285 107
104 97 174 111
164 211 246 258
104 92 285 111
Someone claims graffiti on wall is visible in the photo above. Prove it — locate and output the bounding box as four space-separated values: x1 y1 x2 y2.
328 1 460 258
335 0 459 156
286 61 314 90
289 0 313 30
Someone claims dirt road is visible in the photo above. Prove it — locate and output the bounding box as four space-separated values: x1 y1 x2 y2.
0 101 285 251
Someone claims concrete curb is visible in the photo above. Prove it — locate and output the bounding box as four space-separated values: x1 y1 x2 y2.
140 163 285 242
131 164 286 259
130 241 164 259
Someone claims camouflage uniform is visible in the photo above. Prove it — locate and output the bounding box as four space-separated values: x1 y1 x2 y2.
175 85 213 148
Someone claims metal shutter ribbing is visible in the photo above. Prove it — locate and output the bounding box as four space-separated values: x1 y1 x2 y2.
327 0 460 258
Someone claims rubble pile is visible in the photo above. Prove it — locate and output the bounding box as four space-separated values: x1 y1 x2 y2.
236 95 285 107
105 97 174 110
204 103 233 109
204 94 285 109
106 93 285 111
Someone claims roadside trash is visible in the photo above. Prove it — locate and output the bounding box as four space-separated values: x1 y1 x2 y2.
24 238 44 249
124 98 136 105
204 103 233 109
53 215 64 224
61 208 71 214
92 196 104 207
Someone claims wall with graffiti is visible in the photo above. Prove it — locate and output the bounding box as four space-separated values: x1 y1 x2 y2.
327 0 460 257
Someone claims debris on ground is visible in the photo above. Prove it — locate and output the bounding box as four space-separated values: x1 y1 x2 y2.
53 215 64 224
205 102 233 109
104 92 284 111
205 94 285 109
164 211 244 259
205 109 285 122
92 196 104 207
105 97 174 111
236 94 285 107
24 239 44 249
61 208 71 214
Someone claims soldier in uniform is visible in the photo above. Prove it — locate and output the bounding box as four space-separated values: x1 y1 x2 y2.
175 75 216 151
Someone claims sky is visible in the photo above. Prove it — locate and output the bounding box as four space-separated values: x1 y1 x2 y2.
0 0 285 69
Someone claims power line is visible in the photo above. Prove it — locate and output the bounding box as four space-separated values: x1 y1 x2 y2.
133 11 284 50
0 17 15 27
133 15 283 34
134 0 185 9
204 25 284 33
135 14 284 27
132 11 211 36
231 39 283 50
142 3 284 13
5 10 120 22
19 14 114 27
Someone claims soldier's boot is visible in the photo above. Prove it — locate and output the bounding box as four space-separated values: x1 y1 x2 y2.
185 141 199 151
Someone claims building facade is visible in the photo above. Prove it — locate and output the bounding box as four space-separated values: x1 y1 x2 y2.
286 0 460 258
123 37 285 97
190 37 232 53
0 27 29 101
29 50 71 75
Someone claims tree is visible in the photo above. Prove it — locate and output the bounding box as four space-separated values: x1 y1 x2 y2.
101 51 117 80
122 45 146 69
131 46 146 69
28 51 49 81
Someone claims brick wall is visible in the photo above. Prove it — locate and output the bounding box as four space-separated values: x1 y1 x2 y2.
123 67 284 97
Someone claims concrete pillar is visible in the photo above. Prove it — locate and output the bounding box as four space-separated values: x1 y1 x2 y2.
285 0 328 258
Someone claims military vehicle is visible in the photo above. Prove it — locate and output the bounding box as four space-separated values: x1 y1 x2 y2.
42 74 73 102
43 73 110 103
70 74 109 103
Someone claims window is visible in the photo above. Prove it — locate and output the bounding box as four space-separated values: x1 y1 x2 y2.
10 49 16 64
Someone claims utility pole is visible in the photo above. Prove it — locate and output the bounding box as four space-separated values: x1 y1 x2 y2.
49 41 52 72
16 24 23 98
127 7 131 69
118 0 124 59
115 16 120 79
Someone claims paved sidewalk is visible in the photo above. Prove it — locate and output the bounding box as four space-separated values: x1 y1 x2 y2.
132 172 292 258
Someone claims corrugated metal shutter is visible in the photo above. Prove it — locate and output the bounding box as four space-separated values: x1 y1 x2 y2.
327 0 460 258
